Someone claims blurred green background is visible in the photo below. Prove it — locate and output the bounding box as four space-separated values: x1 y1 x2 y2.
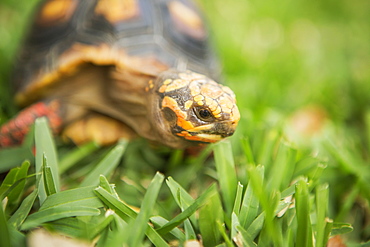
0 0 369 244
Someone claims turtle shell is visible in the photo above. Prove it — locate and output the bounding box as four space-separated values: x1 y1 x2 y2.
13 0 220 106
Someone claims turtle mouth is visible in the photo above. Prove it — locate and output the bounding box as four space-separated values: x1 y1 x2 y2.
177 122 236 143
195 133 223 142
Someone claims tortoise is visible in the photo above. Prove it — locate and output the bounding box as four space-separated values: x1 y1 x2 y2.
0 0 240 149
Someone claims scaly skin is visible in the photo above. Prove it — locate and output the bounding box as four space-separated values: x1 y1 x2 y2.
0 100 63 147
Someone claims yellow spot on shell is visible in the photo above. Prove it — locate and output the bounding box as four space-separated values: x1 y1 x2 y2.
38 0 77 25
95 0 140 23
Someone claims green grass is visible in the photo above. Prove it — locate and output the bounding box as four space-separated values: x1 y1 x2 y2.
1 0 370 246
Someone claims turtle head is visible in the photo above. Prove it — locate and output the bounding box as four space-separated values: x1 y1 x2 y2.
148 70 240 149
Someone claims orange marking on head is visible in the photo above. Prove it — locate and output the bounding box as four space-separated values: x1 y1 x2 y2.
95 0 140 23
37 0 77 25
162 96 194 131
176 131 191 137
184 135 219 143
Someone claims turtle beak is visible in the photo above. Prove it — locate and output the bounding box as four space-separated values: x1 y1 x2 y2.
187 121 237 140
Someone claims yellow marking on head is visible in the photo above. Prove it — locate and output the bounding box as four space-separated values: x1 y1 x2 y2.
163 79 172 85
201 84 224 99
185 100 193 110
215 114 222 118
159 85 167 93
194 95 204 102
189 82 201 96
222 107 232 114
204 96 213 106
209 102 218 112
95 0 139 23
213 106 222 115
197 101 204 106
232 107 241 123
165 79 189 92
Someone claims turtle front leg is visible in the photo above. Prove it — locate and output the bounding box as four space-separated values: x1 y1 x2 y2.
62 113 137 146
0 100 63 147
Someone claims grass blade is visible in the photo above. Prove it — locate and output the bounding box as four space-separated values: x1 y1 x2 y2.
0 202 11 247
217 220 234 247
150 216 186 242
198 188 224 247
40 186 103 211
94 186 169 247
43 156 57 196
80 142 126 187
8 188 38 229
0 147 33 173
35 118 60 204
0 160 29 205
241 137 256 165
166 176 197 233
267 142 297 191
156 184 218 235
94 187 136 221
21 206 100 231
235 225 257 247
239 165 264 228
315 183 329 247
59 142 100 173
232 182 243 216
127 172 164 246
213 141 237 215
295 178 313 247
246 212 265 240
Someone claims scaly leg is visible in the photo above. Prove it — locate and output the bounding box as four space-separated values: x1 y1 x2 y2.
0 100 63 147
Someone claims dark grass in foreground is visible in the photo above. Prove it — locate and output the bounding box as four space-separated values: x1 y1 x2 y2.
0 118 358 246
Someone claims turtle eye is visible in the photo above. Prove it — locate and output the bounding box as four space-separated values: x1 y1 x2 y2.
195 107 213 122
